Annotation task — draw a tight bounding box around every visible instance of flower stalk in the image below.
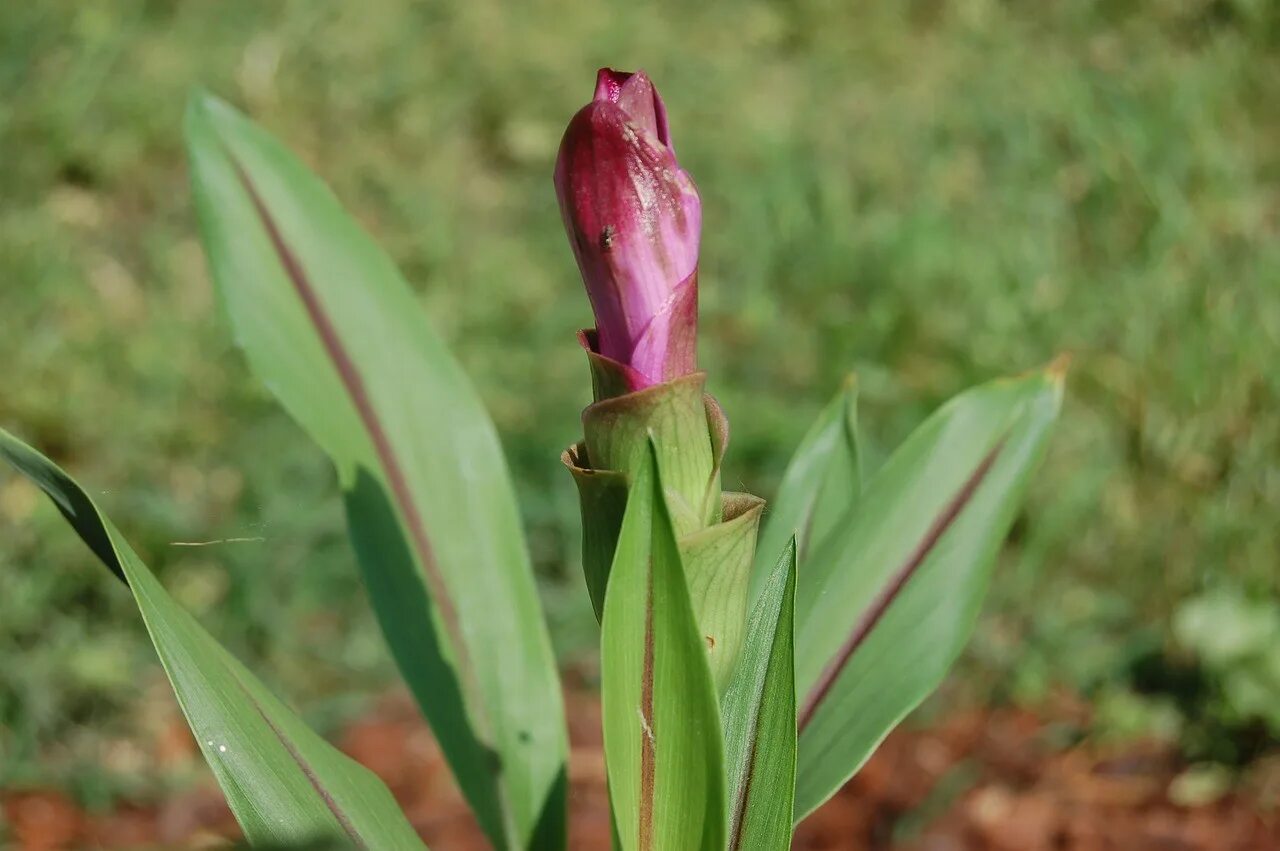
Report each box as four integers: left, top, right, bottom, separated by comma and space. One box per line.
558, 68, 761, 691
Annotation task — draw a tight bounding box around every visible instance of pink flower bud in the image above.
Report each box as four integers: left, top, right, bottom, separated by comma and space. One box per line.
555, 68, 701, 391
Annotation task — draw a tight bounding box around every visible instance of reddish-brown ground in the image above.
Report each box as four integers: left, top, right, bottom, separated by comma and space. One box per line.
4, 689, 1278, 850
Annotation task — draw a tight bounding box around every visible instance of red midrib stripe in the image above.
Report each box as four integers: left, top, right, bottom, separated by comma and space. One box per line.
230, 672, 370, 850
797, 437, 1008, 732
228, 158, 482, 732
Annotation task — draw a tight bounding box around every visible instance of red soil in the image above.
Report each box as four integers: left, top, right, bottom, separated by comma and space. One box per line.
4, 690, 1278, 850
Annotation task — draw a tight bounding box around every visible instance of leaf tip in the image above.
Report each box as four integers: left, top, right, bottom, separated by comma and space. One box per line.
642, 429, 661, 481
1044, 352, 1072, 385
184, 88, 217, 130
183, 90, 249, 155
1041, 353, 1070, 413
839, 373, 860, 419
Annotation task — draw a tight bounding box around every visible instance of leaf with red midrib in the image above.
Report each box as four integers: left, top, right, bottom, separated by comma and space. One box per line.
791, 366, 1064, 821
600, 442, 725, 851
796, 437, 1007, 733
185, 91, 566, 851
0, 428, 427, 850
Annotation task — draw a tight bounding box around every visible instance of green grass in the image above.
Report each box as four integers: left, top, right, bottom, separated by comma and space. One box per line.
2, 0, 1277, 800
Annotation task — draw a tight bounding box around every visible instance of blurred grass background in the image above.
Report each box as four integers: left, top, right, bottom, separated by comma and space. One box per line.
1, 0, 1278, 811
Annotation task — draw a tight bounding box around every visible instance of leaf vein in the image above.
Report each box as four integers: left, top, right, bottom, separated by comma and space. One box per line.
797, 436, 1008, 731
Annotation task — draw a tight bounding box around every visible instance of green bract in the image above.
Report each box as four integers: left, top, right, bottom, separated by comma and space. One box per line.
1, 91, 1062, 850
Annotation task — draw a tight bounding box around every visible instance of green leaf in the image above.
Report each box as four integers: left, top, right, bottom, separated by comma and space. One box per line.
184, 92, 565, 850
721, 538, 797, 851
793, 365, 1064, 819
751, 377, 859, 603
0, 429, 427, 850
600, 441, 726, 851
